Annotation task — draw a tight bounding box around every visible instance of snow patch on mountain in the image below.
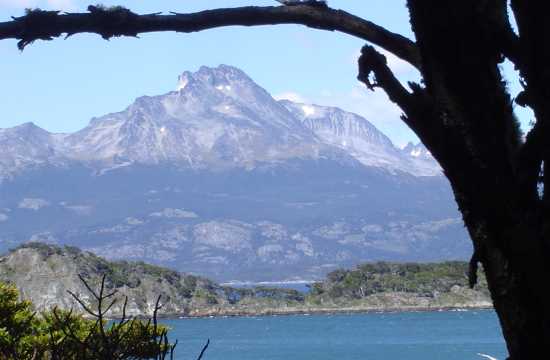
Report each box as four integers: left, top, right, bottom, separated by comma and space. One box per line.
401, 142, 441, 177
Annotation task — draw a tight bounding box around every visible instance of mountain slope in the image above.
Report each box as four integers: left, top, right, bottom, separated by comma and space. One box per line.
0, 65, 439, 178
281, 100, 440, 176
0, 122, 67, 181
0, 65, 468, 282
0, 243, 491, 317
0, 242, 304, 316
63, 65, 322, 169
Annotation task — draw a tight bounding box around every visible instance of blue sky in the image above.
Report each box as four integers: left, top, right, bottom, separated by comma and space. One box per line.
0, 0, 531, 146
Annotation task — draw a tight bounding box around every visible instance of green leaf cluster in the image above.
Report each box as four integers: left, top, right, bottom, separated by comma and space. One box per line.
0, 282, 174, 359
308, 261, 489, 301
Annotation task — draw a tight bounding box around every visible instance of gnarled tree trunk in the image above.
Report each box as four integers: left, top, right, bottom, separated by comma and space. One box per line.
1, 2, 550, 358
369, 1, 550, 358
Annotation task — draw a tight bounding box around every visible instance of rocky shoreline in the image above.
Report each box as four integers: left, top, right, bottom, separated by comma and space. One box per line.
0, 243, 493, 319
169, 304, 494, 319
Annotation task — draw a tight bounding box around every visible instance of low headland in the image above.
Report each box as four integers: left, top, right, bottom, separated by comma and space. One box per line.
0, 243, 492, 318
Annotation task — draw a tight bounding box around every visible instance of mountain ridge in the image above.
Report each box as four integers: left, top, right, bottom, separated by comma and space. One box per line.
0, 65, 466, 282
0, 65, 440, 181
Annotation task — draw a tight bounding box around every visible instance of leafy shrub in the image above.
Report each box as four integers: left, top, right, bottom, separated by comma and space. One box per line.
0, 275, 210, 359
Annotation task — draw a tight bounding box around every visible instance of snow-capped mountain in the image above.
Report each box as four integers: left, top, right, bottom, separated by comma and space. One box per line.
0, 65, 464, 282
0, 123, 67, 181
63, 65, 321, 169
0, 65, 439, 181
281, 101, 440, 176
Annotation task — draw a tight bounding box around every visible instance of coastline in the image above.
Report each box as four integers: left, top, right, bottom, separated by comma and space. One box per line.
157, 304, 494, 320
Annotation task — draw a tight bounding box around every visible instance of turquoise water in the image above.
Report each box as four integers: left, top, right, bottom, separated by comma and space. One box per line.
163, 310, 507, 360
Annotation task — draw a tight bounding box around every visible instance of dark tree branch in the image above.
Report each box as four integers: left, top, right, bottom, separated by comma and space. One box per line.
487, 0, 522, 67
357, 45, 433, 136
0, 5, 421, 69
499, 19, 521, 67
77, 273, 100, 300
468, 249, 480, 288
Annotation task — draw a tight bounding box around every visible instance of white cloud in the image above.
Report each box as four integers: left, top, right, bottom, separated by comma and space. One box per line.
273, 91, 308, 104
0, 213, 8, 222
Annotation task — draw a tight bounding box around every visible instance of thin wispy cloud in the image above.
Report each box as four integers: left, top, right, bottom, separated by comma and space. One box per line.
274, 92, 309, 103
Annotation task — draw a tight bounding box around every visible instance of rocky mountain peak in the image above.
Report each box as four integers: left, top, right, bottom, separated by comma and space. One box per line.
1, 65, 441, 177
175, 65, 282, 114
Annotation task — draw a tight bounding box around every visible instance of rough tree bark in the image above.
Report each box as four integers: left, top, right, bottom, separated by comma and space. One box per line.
0, 2, 548, 358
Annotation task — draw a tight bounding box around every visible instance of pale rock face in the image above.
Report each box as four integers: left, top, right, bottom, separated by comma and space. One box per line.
314, 222, 351, 240
258, 221, 288, 242
63, 65, 322, 169
282, 100, 441, 176
257, 244, 285, 258
0, 123, 67, 182
193, 221, 253, 252
293, 234, 315, 257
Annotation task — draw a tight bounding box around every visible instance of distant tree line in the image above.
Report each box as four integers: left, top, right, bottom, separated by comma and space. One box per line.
309, 261, 489, 300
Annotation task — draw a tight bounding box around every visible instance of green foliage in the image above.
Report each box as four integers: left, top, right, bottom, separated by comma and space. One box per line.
251, 287, 305, 302
193, 288, 219, 305
307, 261, 488, 301
0, 280, 178, 360
0, 282, 38, 359
12, 243, 200, 297
88, 4, 130, 13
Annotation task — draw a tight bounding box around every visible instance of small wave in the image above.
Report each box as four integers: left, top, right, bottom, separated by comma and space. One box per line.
477, 353, 498, 360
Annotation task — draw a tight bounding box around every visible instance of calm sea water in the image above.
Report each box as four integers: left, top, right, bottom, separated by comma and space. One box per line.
162, 310, 507, 360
